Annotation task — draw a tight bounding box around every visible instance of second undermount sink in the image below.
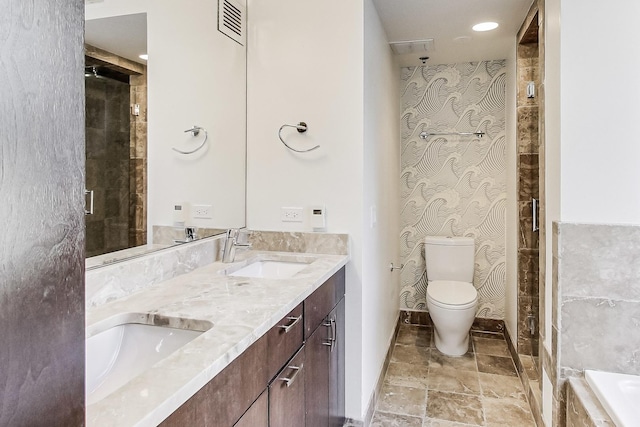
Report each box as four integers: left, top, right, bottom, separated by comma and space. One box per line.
86, 319, 211, 405
228, 260, 310, 279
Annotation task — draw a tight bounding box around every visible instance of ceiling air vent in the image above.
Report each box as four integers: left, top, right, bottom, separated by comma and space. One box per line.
389, 39, 435, 55
218, 0, 246, 46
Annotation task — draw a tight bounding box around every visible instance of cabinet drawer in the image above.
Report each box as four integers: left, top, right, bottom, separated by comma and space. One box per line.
267, 303, 304, 380
305, 267, 345, 338
269, 346, 306, 427
159, 335, 268, 427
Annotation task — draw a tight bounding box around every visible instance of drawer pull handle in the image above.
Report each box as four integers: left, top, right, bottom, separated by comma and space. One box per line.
278, 364, 303, 387
322, 317, 337, 351
278, 315, 302, 333
330, 317, 336, 352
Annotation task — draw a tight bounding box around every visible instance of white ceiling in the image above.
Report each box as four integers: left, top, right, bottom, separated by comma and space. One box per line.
85, 13, 147, 65
84, 1, 532, 68
372, 0, 533, 67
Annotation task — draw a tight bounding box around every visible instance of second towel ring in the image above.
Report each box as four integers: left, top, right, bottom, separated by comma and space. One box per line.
173, 125, 208, 155
278, 122, 320, 153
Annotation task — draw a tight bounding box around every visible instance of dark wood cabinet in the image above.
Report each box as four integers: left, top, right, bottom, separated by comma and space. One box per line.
305, 320, 331, 427
267, 303, 304, 381
269, 347, 306, 427
160, 335, 269, 427
305, 267, 346, 427
305, 269, 345, 338
160, 268, 345, 427
328, 298, 345, 427
234, 391, 268, 427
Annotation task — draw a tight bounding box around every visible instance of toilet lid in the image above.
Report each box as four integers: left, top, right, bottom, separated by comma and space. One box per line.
427, 281, 478, 306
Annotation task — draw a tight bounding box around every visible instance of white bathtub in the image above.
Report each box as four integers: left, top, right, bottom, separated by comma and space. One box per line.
585, 369, 640, 427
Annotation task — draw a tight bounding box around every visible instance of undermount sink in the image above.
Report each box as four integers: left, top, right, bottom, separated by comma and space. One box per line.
228, 260, 310, 279
86, 320, 210, 405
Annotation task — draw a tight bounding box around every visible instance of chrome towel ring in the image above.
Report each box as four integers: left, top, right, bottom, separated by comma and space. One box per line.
278, 122, 320, 153
173, 125, 208, 154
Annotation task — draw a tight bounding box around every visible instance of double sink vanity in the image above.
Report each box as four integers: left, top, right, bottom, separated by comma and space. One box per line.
85, 234, 349, 426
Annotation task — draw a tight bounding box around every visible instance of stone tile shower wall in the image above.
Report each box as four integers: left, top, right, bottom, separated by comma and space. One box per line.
400, 61, 507, 318
517, 41, 540, 356
130, 72, 147, 247
86, 76, 131, 257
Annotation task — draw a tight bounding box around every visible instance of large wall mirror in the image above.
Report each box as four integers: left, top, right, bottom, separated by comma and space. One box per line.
85, 0, 246, 267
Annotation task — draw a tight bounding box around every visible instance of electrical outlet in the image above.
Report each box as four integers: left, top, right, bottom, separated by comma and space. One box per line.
193, 204, 212, 219
281, 207, 303, 222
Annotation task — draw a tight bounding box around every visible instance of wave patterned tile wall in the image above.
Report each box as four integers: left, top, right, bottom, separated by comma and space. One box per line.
400, 61, 506, 319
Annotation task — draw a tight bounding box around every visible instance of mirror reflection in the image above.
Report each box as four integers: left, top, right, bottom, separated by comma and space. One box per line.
84, 1, 247, 267
85, 13, 148, 258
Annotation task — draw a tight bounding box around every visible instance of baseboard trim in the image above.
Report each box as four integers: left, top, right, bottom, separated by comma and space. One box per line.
400, 310, 504, 333
504, 326, 544, 427
358, 313, 401, 427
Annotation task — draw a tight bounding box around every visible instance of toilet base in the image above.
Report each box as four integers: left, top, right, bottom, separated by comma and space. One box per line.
427, 297, 477, 357
433, 328, 470, 356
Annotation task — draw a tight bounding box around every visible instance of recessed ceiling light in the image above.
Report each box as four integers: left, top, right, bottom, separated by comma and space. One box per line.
472, 22, 499, 32
139, 54, 148, 60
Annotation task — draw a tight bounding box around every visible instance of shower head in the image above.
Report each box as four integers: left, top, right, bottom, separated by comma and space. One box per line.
84, 66, 102, 79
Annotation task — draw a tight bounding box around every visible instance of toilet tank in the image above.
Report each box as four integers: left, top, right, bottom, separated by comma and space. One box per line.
424, 236, 475, 282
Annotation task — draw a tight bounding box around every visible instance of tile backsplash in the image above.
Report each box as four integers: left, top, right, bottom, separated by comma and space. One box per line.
249, 230, 348, 255
85, 230, 348, 308
85, 236, 222, 308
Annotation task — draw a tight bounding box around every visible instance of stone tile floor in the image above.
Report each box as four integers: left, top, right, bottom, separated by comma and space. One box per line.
370, 324, 536, 427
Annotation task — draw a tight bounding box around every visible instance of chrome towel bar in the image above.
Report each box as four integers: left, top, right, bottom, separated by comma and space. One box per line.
419, 131, 485, 139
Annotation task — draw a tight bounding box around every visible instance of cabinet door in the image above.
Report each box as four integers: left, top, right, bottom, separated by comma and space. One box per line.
305, 319, 331, 427
328, 298, 345, 427
269, 347, 306, 427
305, 267, 345, 338
234, 391, 268, 427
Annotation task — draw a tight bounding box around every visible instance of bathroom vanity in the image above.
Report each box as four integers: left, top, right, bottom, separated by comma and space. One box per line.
160, 269, 345, 427
85, 246, 348, 427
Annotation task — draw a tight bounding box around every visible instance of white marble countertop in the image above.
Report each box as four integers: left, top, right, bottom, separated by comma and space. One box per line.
85, 250, 348, 427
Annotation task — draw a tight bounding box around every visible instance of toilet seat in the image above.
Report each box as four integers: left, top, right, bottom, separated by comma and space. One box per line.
427, 280, 478, 310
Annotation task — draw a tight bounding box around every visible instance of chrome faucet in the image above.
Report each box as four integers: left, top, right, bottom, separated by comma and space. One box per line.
221, 228, 251, 263
174, 227, 198, 244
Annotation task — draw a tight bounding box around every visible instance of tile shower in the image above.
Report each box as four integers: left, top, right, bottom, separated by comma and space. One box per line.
514, 4, 544, 423
84, 48, 147, 257
85, 73, 131, 257
516, 12, 541, 363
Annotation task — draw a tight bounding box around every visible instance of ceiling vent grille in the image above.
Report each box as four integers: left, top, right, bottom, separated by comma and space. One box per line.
390, 39, 435, 55
218, 0, 246, 46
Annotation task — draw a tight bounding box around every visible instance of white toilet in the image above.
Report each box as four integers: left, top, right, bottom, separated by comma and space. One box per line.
424, 236, 478, 356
